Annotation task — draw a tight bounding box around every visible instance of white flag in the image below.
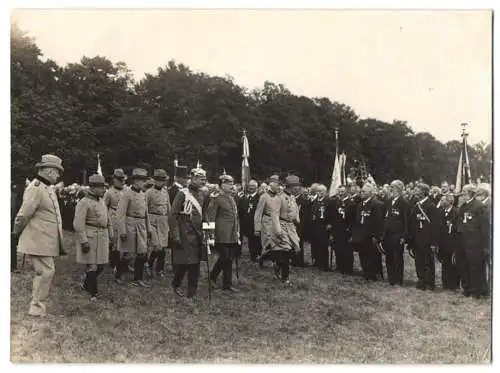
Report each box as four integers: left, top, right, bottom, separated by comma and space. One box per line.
97, 153, 103, 176
329, 153, 342, 197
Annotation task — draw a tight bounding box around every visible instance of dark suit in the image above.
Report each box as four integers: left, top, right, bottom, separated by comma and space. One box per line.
326, 196, 354, 274
438, 206, 460, 290
351, 197, 384, 281
409, 197, 440, 290
310, 196, 331, 270
382, 196, 410, 285
456, 198, 488, 297
238, 192, 262, 261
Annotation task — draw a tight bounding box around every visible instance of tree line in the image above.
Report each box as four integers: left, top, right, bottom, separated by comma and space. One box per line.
11, 24, 492, 187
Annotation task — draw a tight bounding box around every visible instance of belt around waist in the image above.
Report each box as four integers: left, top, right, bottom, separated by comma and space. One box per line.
150, 212, 168, 216
109, 206, 117, 210
86, 223, 108, 229
263, 213, 272, 218
126, 215, 146, 219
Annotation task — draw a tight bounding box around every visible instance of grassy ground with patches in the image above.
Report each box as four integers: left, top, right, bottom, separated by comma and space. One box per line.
11, 232, 491, 363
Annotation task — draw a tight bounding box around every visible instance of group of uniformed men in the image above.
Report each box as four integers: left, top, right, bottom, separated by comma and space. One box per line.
12, 154, 491, 317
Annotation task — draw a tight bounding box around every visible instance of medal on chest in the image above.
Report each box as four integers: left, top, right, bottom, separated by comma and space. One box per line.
463, 212, 472, 224
416, 213, 425, 229
360, 210, 370, 224
338, 206, 345, 220
446, 220, 452, 234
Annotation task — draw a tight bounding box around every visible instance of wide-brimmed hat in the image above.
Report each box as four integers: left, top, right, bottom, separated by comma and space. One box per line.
112, 168, 127, 180
35, 154, 64, 173
89, 174, 105, 187
131, 168, 149, 180
153, 169, 169, 181
285, 175, 301, 186
175, 166, 189, 179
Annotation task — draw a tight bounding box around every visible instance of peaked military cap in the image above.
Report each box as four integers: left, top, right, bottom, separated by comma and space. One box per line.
153, 169, 169, 181
219, 174, 234, 183
285, 175, 301, 186
35, 154, 64, 173
131, 168, 149, 179
267, 174, 281, 184
89, 174, 105, 186
112, 168, 127, 180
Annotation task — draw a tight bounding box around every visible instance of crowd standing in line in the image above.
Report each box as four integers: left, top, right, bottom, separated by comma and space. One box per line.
11, 154, 491, 316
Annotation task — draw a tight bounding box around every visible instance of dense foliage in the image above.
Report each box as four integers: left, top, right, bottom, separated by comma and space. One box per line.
11, 24, 492, 185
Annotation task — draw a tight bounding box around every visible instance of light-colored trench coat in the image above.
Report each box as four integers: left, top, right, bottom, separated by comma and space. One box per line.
13, 178, 63, 257
116, 187, 151, 255
73, 194, 113, 265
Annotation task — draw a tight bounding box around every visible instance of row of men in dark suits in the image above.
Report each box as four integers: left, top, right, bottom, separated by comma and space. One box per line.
236, 179, 491, 299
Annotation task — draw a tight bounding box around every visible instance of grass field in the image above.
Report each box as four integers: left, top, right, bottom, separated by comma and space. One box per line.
11, 232, 491, 363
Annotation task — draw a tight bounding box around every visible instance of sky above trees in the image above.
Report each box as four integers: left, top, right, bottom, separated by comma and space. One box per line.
11, 9, 492, 145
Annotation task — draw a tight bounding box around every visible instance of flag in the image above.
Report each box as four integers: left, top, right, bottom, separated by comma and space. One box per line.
97, 153, 103, 176
242, 130, 250, 189
339, 153, 347, 185
329, 153, 342, 197
455, 135, 471, 192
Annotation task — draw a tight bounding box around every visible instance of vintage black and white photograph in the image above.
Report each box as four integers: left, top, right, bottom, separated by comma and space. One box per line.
9, 5, 493, 364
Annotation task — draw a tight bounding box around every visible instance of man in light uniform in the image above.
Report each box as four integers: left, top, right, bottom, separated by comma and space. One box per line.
115, 168, 152, 287
254, 175, 282, 267
104, 168, 127, 272
12, 154, 65, 316
146, 169, 171, 277
74, 174, 113, 301
272, 175, 301, 284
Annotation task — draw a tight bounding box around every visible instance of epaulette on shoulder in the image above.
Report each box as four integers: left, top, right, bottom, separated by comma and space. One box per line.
34, 180, 40, 187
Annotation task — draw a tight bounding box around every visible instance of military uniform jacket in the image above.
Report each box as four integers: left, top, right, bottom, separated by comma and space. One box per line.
146, 186, 171, 249
206, 191, 240, 244
238, 192, 261, 238
14, 177, 63, 257
169, 186, 207, 265
383, 196, 410, 241
74, 194, 112, 264
274, 191, 300, 252
116, 186, 151, 254
168, 182, 184, 206
439, 206, 459, 255
456, 198, 488, 251
351, 197, 384, 244
409, 197, 440, 249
